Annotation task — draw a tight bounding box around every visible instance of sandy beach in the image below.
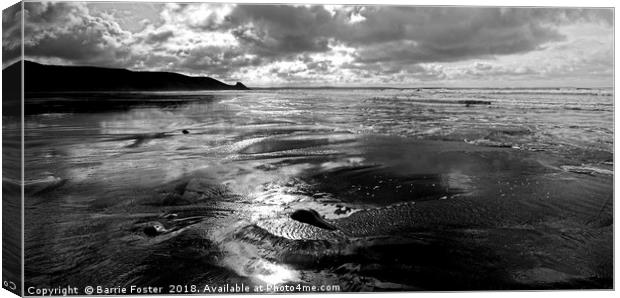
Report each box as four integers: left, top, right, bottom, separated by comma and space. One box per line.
22, 88, 613, 290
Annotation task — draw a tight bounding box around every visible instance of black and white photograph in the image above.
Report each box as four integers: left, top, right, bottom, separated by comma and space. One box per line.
1, 0, 615, 295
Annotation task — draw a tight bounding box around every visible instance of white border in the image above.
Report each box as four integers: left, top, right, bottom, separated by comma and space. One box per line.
0, 1, 617, 298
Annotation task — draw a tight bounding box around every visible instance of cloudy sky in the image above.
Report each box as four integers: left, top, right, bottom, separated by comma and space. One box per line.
2, 2, 614, 87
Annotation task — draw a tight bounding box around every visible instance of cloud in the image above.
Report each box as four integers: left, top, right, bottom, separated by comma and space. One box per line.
206, 5, 611, 81
15, 3, 613, 86
462, 62, 537, 78
336, 7, 575, 63
226, 5, 334, 57
144, 30, 174, 44
2, 2, 22, 66
23, 2, 135, 67
174, 45, 262, 76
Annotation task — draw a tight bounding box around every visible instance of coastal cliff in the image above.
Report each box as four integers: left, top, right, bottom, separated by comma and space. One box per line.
4, 60, 250, 92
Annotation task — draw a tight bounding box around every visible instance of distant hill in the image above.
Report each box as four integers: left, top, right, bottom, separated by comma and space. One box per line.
4, 60, 250, 92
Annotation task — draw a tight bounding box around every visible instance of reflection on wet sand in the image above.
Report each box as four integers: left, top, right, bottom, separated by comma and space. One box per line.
24, 89, 612, 291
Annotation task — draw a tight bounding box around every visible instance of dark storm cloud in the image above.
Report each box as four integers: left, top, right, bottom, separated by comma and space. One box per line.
350, 23, 565, 65
226, 5, 334, 57
341, 7, 570, 63
145, 30, 174, 44
22, 2, 134, 67
221, 5, 610, 65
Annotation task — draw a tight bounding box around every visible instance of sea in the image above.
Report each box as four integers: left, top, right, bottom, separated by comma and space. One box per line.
19, 87, 613, 291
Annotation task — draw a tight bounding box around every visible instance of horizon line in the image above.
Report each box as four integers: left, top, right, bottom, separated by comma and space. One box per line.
4, 60, 613, 90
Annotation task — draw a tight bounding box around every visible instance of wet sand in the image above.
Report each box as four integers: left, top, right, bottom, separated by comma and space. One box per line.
23, 89, 613, 291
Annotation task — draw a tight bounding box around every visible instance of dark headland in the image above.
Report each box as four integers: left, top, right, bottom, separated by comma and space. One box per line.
4, 60, 250, 92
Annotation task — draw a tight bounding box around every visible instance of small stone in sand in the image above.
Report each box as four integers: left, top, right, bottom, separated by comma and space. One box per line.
291, 209, 337, 230
144, 222, 167, 236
